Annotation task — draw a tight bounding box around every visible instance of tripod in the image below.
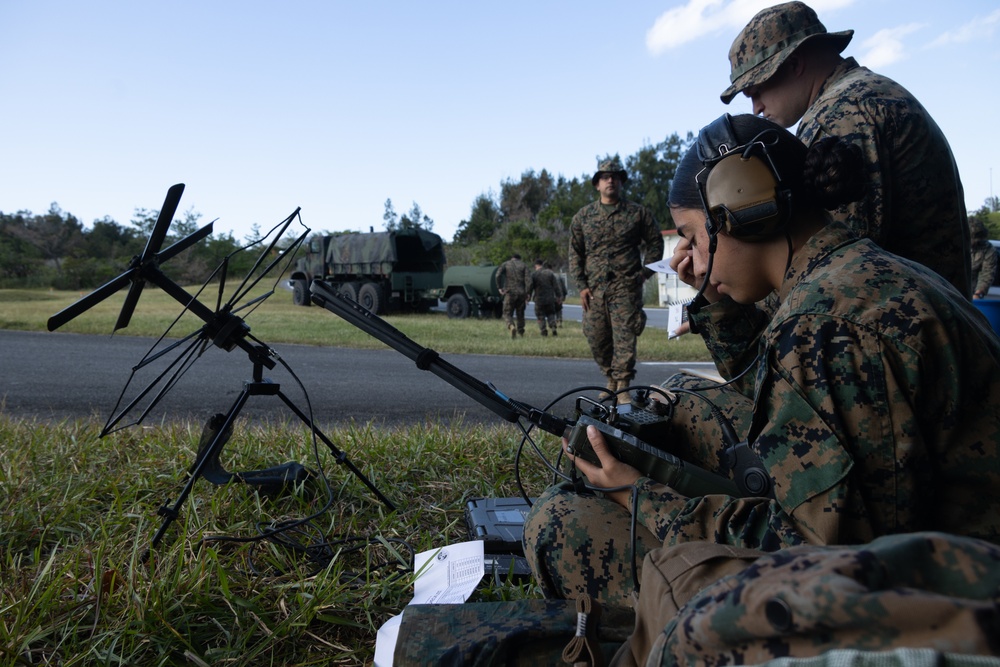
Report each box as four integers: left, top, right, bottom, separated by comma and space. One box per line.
147, 341, 396, 557
46, 183, 394, 559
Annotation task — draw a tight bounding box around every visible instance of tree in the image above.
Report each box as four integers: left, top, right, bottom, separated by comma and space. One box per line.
625, 132, 692, 230
4, 204, 84, 275
84, 217, 139, 261
383, 199, 399, 231
384, 198, 433, 231
499, 169, 555, 224
454, 192, 502, 245
0, 211, 44, 282
400, 202, 433, 231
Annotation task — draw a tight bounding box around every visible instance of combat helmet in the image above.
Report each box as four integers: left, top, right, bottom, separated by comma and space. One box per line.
591, 158, 629, 186
720, 1, 853, 104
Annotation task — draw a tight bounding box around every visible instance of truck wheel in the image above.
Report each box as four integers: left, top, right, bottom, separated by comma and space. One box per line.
292, 279, 311, 306
339, 282, 359, 302
358, 282, 382, 313
446, 293, 470, 319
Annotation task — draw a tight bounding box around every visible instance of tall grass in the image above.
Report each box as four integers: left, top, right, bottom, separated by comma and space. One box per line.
0, 416, 558, 665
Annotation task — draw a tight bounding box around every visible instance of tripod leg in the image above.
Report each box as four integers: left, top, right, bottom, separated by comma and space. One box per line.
277, 391, 396, 511
143, 390, 250, 561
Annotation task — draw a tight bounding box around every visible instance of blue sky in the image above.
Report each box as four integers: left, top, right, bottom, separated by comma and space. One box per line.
2, 0, 998, 244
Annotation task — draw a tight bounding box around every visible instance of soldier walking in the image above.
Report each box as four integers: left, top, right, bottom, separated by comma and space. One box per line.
569, 158, 663, 401
530, 259, 563, 337
496, 253, 532, 338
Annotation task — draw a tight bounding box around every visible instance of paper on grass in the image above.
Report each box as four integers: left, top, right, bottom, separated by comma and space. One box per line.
374, 540, 485, 666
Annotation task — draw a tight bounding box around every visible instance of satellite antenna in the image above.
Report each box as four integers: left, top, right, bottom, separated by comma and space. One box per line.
48, 184, 394, 556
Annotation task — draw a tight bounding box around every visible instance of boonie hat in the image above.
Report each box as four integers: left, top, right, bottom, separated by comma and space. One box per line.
720, 1, 853, 104
591, 158, 628, 186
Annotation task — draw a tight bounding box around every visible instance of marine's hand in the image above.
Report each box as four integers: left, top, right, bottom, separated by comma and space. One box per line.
564, 425, 641, 508
670, 237, 721, 303
580, 288, 593, 312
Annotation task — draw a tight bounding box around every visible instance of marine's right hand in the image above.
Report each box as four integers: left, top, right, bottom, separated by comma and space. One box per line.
670, 237, 721, 304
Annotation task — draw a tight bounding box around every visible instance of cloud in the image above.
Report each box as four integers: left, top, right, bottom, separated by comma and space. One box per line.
928, 8, 1000, 48
857, 23, 925, 69
646, 0, 856, 54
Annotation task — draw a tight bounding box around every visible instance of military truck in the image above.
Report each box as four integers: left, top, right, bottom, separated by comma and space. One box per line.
288, 228, 445, 314
433, 265, 504, 319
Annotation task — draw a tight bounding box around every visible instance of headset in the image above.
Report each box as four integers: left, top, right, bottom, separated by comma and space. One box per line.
695, 114, 794, 242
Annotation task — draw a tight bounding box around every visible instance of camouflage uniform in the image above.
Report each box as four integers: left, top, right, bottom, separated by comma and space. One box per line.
722, 2, 972, 299
530, 264, 564, 336
970, 216, 998, 298
496, 256, 532, 337
569, 173, 663, 386
524, 222, 1000, 608
796, 57, 971, 298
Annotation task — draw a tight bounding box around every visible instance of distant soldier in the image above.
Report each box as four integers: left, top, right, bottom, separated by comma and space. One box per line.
530, 259, 562, 337
496, 253, 532, 338
970, 215, 997, 299
555, 273, 567, 328
569, 158, 663, 401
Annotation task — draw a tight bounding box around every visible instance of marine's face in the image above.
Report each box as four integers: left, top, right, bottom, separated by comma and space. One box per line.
742, 59, 811, 128
596, 173, 622, 203
674, 206, 776, 305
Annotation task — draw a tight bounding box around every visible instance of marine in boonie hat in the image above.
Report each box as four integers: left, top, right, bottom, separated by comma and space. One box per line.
720, 1, 853, 104
591, 158, 628, 186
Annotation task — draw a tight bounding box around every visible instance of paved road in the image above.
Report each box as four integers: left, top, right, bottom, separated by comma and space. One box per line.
1, 329, 710, 429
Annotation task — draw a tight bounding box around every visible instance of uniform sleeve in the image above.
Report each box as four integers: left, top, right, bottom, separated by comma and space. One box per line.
687, 296, 770, 392
568, 216, 588, 291
631, 313, 903, 551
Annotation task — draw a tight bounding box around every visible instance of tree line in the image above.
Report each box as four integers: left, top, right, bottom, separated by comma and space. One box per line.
3, 128, 999, 291
0, 205, 265, 291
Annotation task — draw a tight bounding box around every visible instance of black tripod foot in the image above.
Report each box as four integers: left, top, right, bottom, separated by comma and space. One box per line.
195, 413, 314, 493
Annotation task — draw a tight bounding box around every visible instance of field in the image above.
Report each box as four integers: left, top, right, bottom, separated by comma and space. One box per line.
0, 287, 709, 666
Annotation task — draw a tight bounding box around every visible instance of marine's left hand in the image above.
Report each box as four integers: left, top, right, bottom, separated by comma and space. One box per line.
564, 425, 642, 508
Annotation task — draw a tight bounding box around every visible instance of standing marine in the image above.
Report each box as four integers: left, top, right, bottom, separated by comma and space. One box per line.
721, 1, 971, 298
569, 158, 663, 402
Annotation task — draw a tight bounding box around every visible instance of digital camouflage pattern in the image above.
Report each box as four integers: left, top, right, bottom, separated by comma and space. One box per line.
497, 256, 532, 336
569, 197, 663, 382
393, 598, 636, 666
653, 532, 1000, 666
527, 221, 1000, 610
796, 57, 972, 298
644, 222, 1000, 548
970, 216, 998, 297
530, 264, 564, 335
523, 480, 662, 608
719, 1, 853, 105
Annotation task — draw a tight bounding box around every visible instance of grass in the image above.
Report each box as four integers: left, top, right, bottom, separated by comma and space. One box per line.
3, 285, 711, 361
0, 417, 556, 665
0, 285, 710, 665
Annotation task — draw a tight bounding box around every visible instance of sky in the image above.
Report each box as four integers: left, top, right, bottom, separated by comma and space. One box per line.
2, 0, 999, 244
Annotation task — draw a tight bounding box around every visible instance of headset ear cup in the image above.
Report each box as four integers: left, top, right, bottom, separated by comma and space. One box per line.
704, 153, 790, 240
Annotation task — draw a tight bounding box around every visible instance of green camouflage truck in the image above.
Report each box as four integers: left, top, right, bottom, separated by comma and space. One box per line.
288, 228, 445, 314
432, 264, 504, 319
